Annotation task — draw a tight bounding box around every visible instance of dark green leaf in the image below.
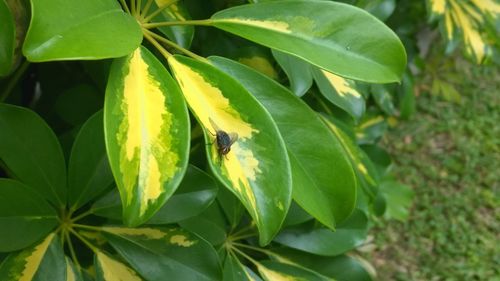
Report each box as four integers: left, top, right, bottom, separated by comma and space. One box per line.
275, 209, 368, 256
68, 111, 114, 210
371, 84, 396, 115
23, 0, 142, 61
0, 179, 58, 252
0, 0, 15, 76
0, 103, 66, 206
258, 260, 331, 281
271, 49, 312, 97
179, 203, 228, 246
104, 226, 221, 281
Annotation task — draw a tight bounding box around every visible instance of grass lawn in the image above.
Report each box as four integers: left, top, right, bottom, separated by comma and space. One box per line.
369, 61, 500, 280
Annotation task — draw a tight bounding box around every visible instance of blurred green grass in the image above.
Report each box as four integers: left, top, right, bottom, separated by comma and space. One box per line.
369, 61, 500, 280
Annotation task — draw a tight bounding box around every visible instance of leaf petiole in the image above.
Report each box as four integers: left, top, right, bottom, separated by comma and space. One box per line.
142, 0, 180, 23
142, 19, 212, 28
143, 29, 207, 62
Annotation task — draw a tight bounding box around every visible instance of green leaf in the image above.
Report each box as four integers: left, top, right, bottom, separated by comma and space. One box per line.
320, 115, 378, 199
355, 115, 388, 145
65, 257, 84, 281
275, 209, 368, 256
398, 72, 416, 119
371, 84, 396, 115
0, 0, 15, 76
104, 46, 190, 226
272, 248, 375, 281
379, 180, 413, 221
151, 0, 194, 49
54, 84, 103, 126
358, 0, 396, 21
94, 250, 142, 281
0, 233, 66, 280
178, 203, 228, 246
210, 56, 356, 228
0, 103, 66, 206
0, 179, 58, 252
210, 0, 406, 83
92, 165, 218, 224
271, 50, 312, 97
103, 226, 221, 281
22, 0, 142, 61
257, 260, 331, 281
217, 186, 245, 230
147, 165, 218, 224
313, 67, 365, 120
68, 111, 114, 210
223, 254, 254, 281
169, 55, 291, 245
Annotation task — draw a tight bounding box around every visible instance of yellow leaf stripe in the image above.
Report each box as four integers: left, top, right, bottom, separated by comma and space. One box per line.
215, 18, 291, 34
117, 48, 178, 215
321, 70, 361, 98
428, 0, 499, 63
11, 233, 55, 281
96, 251, 142, 281
102, 226, 197, 248
168, 56, 261, 223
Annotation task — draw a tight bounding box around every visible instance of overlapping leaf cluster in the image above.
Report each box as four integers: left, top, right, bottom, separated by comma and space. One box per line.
0, 0, 412, 280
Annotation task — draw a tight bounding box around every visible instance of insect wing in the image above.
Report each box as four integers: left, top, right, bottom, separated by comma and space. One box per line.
228, 132, 238, 146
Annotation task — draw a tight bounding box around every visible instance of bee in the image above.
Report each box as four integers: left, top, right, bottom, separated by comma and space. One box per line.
208, 118, 238, 163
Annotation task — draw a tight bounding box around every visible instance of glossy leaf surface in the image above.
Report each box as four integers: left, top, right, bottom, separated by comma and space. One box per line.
0, 0, 15, 76
105, 46, 190, 226
68, 111, 114, 210
275, 209, 368, 256
0, 233, 65, 280
23, 0, 142, 61
272, 248, 374, 281
0, 179, 58, 252
169, 55, 291, 245
0, 103, 66, 206
313, 67, 365, 119
92, 165, 217, 224
211, 0, 406, 83
211, 56, 356, 228
104, 226, 221, 281
271, 50, 312, 97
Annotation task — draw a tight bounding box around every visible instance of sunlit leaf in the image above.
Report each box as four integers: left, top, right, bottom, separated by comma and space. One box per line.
169, 55, 291, 245
211, 56, 357, 228
211, 0, 406, 83
23, 0, 142, 61
104, 46, 190, 226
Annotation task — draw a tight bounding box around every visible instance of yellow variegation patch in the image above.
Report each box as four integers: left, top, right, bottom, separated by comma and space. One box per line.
117, 48, 179, 215
170, 234, 195, 247
216, 19, 291, 33
321, 70, 361, 99
238, 56, 278, 79
96, 251, 142, 281
257, 265, 295, 281
428, 0, 499, 63
66, 258, 77, 281
168, 56, 261, 223
102, 226, 167, 239
9, 233, 55, 281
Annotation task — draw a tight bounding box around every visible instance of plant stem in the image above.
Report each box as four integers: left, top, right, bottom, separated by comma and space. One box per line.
73, 223, 103, 231
118, 0, 131, 14
0, 60, 30, 102
232, 246, 260, 266
65, 230, 81, 270
70, 228, 100, 253
71, 209, 95, 222
143, 30, 172, 59
233, 242, 273, 256
144, 29, 207, 62
131, 0, 137, 15
142, 0, 180, 23
136, 0, 142, 16
140, 0, 155, 19
143, 19, 212, 28
230, 233, 257, 242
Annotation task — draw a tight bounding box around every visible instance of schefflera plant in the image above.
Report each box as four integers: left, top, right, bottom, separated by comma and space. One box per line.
0, 0, 406, 280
